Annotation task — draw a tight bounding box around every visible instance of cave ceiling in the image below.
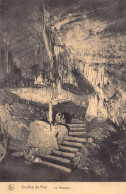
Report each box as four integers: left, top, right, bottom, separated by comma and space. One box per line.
0, 0, 126, 88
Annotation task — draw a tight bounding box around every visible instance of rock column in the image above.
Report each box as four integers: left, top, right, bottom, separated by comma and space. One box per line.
49, 102, 53, 123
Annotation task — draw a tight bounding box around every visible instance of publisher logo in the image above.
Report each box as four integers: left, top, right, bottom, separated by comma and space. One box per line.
8, 184, 15, 191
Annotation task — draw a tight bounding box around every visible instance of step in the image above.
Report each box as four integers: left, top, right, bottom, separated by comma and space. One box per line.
69, 131, 86, 136
71, 120, 84, 124
64, 136, 86, 143
53, 150, 75, 158
40, 160, 72, 173
62, 141, 83, 148
70, 127, 85, 131
60, 145, 79, 152
43, 155, 71, 164
68, 124, 86, 128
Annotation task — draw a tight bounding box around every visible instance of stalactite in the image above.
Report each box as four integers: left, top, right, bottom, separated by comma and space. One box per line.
83, 64, 111, 120
84, 64, 107, 89
41, 5, 53, 70
54, 45, 60, 60
6, 49, 9, 74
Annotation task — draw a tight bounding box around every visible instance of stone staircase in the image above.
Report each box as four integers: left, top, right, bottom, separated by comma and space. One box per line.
38, 121, 87, 173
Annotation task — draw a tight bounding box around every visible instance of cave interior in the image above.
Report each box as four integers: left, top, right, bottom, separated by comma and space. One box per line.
0, 0, 126, 182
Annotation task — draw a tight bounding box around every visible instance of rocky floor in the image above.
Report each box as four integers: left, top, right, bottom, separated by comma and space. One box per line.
0, 118, 126, 182
0, 151, 126, 182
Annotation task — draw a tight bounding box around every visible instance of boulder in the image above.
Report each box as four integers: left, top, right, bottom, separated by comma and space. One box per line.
27, 121, 59, 156
52, 124, 68, 144
29, 120, 51, 132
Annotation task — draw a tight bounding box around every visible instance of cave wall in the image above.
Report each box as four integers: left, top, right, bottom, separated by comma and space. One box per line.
44, 0, 126, 126
0, 0, 126, 126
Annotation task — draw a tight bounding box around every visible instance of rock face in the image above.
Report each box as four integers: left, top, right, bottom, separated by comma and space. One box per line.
0, 133, 8, 163
77, 118, 126, 178
0, 117, 8, 163
0, 104, 30, 142
0, 144, 6, 163
0, 89, 47, 146
82, 63, 126, 128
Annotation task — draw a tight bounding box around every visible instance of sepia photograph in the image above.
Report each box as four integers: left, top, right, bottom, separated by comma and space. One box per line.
0, 0, 126, 183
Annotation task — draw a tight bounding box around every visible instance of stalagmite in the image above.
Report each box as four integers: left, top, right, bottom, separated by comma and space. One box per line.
83, 63, 111, 121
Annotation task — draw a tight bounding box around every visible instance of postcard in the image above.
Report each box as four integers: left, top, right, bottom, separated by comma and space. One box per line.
0, 0, 126, 193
